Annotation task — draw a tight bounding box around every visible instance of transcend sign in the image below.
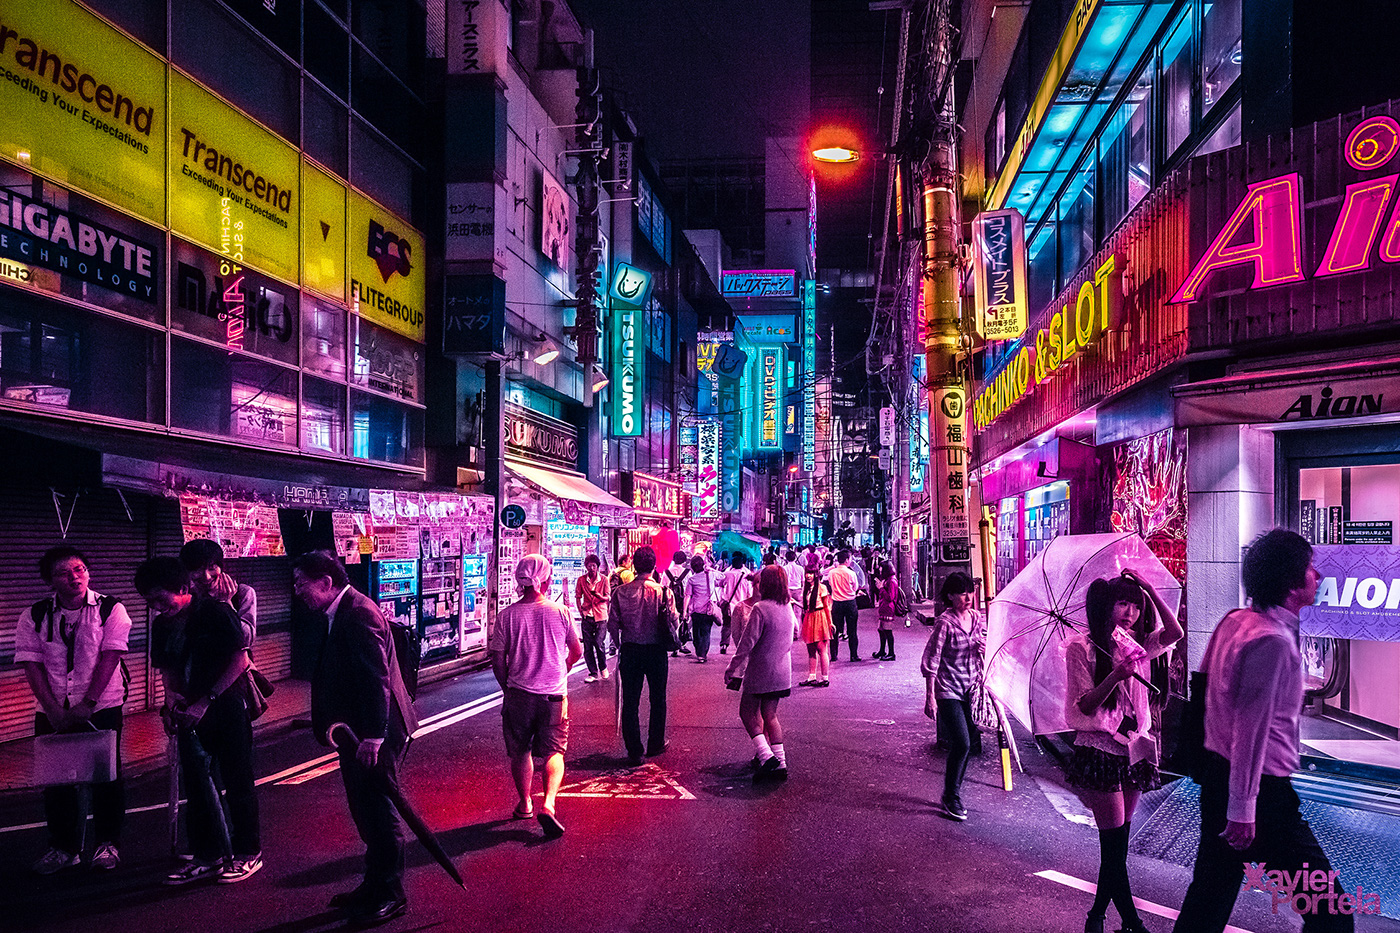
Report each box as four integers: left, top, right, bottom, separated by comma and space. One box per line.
1170, 115, 1400, 304
972, 255, 1118, 429
178, 128, 293, 215
0, 22, 155, 135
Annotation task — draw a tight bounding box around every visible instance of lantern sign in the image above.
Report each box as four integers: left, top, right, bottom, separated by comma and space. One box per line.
971, 209, 1029, 341
610, 261, 653, 307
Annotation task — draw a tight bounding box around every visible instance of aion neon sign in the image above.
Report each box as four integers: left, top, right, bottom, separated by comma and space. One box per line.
1170, 115, 1400, 303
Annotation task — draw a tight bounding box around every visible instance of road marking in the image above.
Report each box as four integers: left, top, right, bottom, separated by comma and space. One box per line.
1036, 777, 1096, 827
258, 752, 338, 786
278, 760, 344, 785
557, 762, 696, 800
1033, 870, 1255, 933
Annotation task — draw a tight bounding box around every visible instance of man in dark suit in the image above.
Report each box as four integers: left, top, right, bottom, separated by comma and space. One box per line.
292, 551, 418, 928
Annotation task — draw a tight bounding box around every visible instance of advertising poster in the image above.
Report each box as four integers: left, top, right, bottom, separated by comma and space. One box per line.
0, 0, 167, 224
972, 209, 1029, 341
1303, 545, 1400, 642
179, 493, 285, 557
349, 188, 426, 343
169, 70, 301, 284
302, 162, 346, 301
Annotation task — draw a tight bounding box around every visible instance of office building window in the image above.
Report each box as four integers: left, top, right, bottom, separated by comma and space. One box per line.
351, 390, 423, 465
1201, 0, 1242, 118
171, 337, 298, 447
303, 376, 346, 454
1161, 12, 1194, 159
351, 118, 414, 221
305, 80, 349, 175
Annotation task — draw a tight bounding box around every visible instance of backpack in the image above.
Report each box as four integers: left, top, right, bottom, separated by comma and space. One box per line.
665, 566, 689, 611
31, 594, 130, 700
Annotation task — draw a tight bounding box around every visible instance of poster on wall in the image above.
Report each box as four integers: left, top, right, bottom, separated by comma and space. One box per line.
1303, 545, 1400, 642
1109, 428, 1187, 582
540, 173, 569, 268
179, 494, 285, 557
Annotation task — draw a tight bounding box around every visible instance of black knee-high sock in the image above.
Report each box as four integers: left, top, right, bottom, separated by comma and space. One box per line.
1109, 821, 1141, 925
885, 630, 895, 655
1090, 825, 1116, 917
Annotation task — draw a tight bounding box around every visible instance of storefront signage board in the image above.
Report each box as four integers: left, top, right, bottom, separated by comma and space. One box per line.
349, 188, 425, 343
972, 209, 1029, 340
0, 0, 166, 224
627, 471, 683, 520
720, 377, 742, 514
302, 162, 346, 301
443, 273, 505, 355
721, 269, 795, 299
609, 261, 652, 307
679, 421, 698, 492
932, 386, 970, 561
610, 301, 645, 436
1303, 545, 1400, 642
503, 402, 579, 470
758, 346, 781, 449
444, 182, 497, 262
1175, 366, 1400, 427
445, 0, 507, 76
173, 237, 296, 364
736, 314, 796, 343
803, 279, 816, 471
169, 71, 300, 284
697, 418, 720, 518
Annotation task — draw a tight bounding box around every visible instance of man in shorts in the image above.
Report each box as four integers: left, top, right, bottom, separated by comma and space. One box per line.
489, 554, 582, 838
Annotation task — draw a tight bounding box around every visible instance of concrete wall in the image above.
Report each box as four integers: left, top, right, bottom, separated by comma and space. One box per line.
1184, 423, 1276, 669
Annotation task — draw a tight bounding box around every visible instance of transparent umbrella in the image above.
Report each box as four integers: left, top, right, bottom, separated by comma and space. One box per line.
983, 532, 1181, 736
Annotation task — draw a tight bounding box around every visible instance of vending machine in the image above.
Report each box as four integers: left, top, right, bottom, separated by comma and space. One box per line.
418, 553, 462, 662
370, 560, 419, 633
461, 553, 489, 654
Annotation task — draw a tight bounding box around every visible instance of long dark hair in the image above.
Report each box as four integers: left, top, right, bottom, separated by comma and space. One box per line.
803, 568, 824, 614
1084, 575, 1153, 702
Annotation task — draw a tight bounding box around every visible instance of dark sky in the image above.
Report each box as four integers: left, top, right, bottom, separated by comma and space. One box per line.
568, 0, 811, 162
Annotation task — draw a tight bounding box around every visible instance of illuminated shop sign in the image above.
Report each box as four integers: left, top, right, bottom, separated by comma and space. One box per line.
679, 421, 698, 491
627, 471, 683, 520
0, 0, 167, 223
736, 314, 796, 343
1303, 545, 1400, 642
932, 386, 970, 563
0, 175, 158, 305
1171, 114, 1400, 305
610, 303, 644, 437
697, 418, 721, 518
972, 209, 1029, 340
503, 402, 579, 470
172, 237, 295, 365
803, 280, 816, 471
972, 255, 1119, 430
610, 261, 652, 307
169, 71, 300, 284
721, 269, 796, 298
758, 346, 780, 449
720, 378, 742, 513
349, 188, 425, 343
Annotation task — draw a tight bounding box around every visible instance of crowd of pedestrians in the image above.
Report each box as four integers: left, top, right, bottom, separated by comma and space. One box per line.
12, 529, 1352, 933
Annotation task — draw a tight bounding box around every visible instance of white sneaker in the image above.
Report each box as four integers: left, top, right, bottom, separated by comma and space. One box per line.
33, 848, 80, 875
600, 668, 610, 680
218, 854, 264, 883
584, 674, 597, 683
91, 843, 120, 871
164, 860, 221, 885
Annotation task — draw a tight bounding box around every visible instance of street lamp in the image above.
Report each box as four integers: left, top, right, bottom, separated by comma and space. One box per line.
590, 365, 609, 393
812, 146, 859, 163
531, 334, 561, 365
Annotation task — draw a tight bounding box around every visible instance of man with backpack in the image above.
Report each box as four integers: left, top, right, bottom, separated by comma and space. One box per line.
717, 553, 752, 655
15, 545, 133, 874
663, 550, 692, 658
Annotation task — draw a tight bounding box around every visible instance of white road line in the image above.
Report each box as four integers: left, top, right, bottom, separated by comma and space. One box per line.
257, 752, 338, 786
277, 760, 344, 785
1033, 869, 1256, 933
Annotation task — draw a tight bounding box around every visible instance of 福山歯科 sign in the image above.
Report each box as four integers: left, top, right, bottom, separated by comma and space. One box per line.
169, 70, 300, 284
0, 0, 166, 224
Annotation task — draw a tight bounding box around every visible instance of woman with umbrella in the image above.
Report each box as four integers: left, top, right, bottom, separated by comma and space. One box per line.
920, 571, 985, 821
1064, 570, 1182, 933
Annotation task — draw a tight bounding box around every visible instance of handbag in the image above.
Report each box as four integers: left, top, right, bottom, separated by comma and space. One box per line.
969, 672, 1000, 733
243, 662, 276, 721
1160, 669, 1207, 779
33, 726, 118, 786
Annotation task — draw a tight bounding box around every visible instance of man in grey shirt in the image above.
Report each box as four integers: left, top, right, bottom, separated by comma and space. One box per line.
608, 546, 678, 765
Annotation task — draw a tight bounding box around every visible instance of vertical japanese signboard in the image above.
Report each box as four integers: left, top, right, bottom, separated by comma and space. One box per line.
720, 378, 742, 514
972, 209, 1028, 341
802, 279, 816, 471
932, 386, 971, 562
697, 418, 721, 518
610, 303, 644, 436
757, 347, 780, 449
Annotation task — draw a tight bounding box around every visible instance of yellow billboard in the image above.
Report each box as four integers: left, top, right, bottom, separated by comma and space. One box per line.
169, 70, 300, 283
0, 0, 166, 223
302, 161, 345, 301
349, 188, 425, 343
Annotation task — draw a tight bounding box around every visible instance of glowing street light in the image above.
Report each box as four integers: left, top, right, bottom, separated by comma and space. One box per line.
812, 146, 859, 164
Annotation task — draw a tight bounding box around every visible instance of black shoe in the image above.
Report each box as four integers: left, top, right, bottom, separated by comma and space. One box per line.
872, 651, 885, 659
720, 646, 727, 654
849, 655, 863, 662
1084, 913, 1105, 933
886, 653, 895, 661
645, 742, 670, 757
936, 797, 968, 821
1115, 922, 1150, 933
626, 753, 644, 767
348, 895, 408, 928
753, 757, 787, 783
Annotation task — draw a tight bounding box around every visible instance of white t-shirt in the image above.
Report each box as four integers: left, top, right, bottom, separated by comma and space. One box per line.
14, 591, 133, 711
489, 598, 575, 695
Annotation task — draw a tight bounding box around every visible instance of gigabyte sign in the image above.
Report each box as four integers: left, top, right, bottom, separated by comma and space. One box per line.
0, 186, 157, 302
721, 269, 795, 298
1171, 114, 1400, 304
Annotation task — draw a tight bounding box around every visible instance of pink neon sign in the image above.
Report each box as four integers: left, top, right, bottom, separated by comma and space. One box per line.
1170, 114, 1400, 304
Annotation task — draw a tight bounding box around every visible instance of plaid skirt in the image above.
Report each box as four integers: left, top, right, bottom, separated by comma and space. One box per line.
1064, 743, 1161, 793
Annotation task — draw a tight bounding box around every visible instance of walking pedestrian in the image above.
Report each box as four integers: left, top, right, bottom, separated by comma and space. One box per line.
724, 566, 797, 782
663, 550, 693, 657
798, 560, 833, 687
608, 546, 679, 765
683, 555, 724, 662
1173, 530, 1352, 933
490, 555, 583, 837
717, 552, 751, 655
783, 549, 805, 604
1065, 570, 1182, 933
574, 555, 610, 683
16, 545, 132, 874
293, 551, 419, 927
138, 557, 263, 885
920, 572, 986, 822
827, 550, 860, 663
872, 561, 900, 660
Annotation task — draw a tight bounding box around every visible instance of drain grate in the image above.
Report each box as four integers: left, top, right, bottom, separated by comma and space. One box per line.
1130, 779, 1400, 920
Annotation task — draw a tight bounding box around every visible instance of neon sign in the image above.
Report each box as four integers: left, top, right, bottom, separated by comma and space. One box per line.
802, 280, 816, 471
758, 347, 780, 448
1171, 115, 1400, 304
610, 304, 644, 437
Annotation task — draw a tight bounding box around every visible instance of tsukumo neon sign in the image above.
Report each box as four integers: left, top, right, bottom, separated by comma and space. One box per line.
1170, 115, 1400, 304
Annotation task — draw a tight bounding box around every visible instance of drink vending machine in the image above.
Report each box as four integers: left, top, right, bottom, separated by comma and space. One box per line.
461, 554, 489, 654
370, 559, 419, 633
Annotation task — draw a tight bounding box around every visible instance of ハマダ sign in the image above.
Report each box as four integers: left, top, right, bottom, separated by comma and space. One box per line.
972, 209, 1029, 340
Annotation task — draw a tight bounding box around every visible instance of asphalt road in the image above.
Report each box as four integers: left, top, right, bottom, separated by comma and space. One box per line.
2, 621, 1396, 933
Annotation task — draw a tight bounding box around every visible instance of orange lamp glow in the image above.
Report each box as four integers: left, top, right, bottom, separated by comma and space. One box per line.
812, 146, 859, 163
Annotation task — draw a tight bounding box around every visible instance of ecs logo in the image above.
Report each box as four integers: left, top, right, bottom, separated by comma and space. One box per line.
367, 220, 413, 283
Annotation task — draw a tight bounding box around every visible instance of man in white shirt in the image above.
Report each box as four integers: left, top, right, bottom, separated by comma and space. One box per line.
1173, 529, 1352, 933
828, 550, 861, 662
783, 549, 805, 604
490, 554, 582, 838
16, 546, 132, 874
717, 553, 753, 655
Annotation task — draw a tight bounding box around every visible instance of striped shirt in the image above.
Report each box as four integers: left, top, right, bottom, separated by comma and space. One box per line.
930, 609, 984, 701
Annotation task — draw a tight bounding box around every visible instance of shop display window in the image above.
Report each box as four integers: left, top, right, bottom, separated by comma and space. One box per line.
172, 240, 299, 367
0, 297, 164, 424
1101, 74, 1153, 235
351, 389, 424, 466
171, 337, 297, 446
1024, 482, 1071, 565
351, 315, 423, 403
303, 297, 348, 380
302, 376, 346, 455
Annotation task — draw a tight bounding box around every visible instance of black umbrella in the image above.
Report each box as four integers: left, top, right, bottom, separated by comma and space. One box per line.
328, 723, 466, 890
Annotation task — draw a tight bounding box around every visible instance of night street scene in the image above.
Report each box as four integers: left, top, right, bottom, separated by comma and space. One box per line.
5, 1, 1400, 932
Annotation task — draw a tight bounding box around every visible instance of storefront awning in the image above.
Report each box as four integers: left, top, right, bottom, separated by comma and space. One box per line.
506, 459, 637, 528
1173, 356, 1400, 427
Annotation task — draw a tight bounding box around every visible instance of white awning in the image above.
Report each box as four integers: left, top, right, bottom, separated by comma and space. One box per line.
1173, 356, 1400, 427
506, 459, 637, 528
